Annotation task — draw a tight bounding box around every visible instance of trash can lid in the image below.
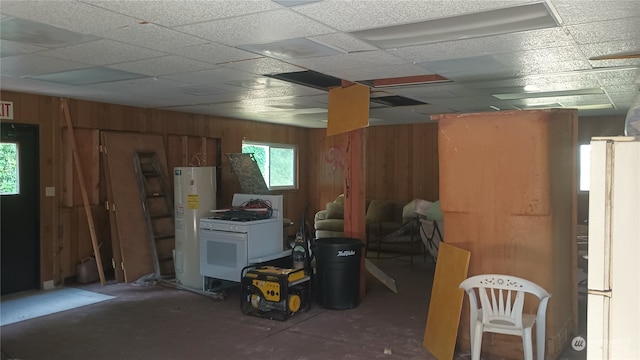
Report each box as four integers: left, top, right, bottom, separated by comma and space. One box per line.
315, 237, 361, 245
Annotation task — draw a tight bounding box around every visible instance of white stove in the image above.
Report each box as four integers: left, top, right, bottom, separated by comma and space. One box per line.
200, 217, 280, 232
199, 194, 285, 283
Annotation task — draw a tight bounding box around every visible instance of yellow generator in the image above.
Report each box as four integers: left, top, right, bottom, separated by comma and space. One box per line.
241, 265, 311, 321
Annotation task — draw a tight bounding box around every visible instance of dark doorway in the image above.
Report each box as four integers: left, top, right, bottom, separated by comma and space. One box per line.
1, 122, 40, 295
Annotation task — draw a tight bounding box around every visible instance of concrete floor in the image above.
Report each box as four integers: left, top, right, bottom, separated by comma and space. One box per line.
1, 254, 587, 360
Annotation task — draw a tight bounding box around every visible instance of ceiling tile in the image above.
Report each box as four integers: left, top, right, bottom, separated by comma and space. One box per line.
175, 9, 334, 46
99, 22, 209, 52
1, 1, 138, 35
329, 63, 432, 82
0, 39, 46, 58
596, 67, 640, 85
418, 55, 506, 75
108, 55, 218, 76
568, 17, 640, 45
221, 57, 306, 76
0, 53, 89, 77
161, 68, 259, 85
84, 0, 282, 27
495, 46, 592, 70
309, 32, 378, 53
86, 76, 187, 92
553, 0, 640, 25
293, 0, 533, 32
35, 39, 166, 66
288, 50, 406, 73
165, 43, 261, 65
238, 38, 343, 60
226, 76, 299, 90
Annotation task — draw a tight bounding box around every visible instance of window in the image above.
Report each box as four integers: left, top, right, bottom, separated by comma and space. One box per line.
579, 144, 591, 191
0, 142, 19, 195
242, 140, 298, 190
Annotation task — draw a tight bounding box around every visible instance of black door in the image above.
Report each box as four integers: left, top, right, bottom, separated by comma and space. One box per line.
1, 122, 40, 295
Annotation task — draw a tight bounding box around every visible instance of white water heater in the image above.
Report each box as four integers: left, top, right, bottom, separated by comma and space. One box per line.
174, 167, 216, 289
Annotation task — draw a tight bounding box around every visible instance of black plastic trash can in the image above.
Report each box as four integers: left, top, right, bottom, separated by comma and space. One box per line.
314, 237, 362, 310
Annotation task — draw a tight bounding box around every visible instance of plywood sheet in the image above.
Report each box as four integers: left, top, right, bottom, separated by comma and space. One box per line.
435, 109, 577, 358
423, 243, 470, 360
101, 131, 169, 282
327, 83, 369, 136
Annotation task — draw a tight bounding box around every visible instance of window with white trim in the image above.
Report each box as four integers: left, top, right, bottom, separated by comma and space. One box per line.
0, 142, 19, 195
242, 140, 298, 190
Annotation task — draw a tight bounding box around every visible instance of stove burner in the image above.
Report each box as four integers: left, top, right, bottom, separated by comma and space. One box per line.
211, 209, 265, 222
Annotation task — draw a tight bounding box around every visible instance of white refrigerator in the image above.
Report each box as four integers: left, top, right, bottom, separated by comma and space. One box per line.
174, 167, 216, 289
587, 137, 640, 359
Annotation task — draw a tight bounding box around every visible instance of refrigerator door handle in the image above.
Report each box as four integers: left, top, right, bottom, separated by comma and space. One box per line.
588, 289, 612, 297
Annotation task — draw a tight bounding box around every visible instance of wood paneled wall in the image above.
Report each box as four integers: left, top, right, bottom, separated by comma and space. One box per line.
308, 123, 440, 220
1, 88, 624, 288
1, 90, 311, 286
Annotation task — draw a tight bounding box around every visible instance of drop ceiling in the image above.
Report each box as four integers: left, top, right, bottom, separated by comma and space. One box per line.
1, 0, 639, 129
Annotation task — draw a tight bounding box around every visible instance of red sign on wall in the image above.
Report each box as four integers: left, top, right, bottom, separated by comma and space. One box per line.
0, 101, 14, 120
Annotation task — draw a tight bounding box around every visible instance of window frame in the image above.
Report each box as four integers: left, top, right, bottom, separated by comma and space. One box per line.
242, 140, 299, 191
0, 141, 20, 196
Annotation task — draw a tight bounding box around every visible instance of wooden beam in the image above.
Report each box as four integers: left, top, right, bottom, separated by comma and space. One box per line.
60, 99, 106, 285
343, 127, 367, 301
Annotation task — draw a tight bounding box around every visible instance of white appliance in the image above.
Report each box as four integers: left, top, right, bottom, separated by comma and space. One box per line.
174, 167, 216, 289
587, 136, 640, 359
199, 194, 286, 283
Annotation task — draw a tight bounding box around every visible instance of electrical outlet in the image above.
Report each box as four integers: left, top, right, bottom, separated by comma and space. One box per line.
45, 186, 55, 197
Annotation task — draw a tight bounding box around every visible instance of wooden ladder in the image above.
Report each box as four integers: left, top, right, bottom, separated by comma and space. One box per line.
133, 151, 175, 280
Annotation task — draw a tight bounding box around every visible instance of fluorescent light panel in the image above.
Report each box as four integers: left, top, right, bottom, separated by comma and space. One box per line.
518, 103, 613, 110
350, 2, 560, 48
572, 103, 615, 110
361, 74, 450, 88
492, 88, 604, 100
28, 67, 147, 85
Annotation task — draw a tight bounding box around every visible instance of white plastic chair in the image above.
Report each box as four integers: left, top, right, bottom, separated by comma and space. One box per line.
459, 274, 551, 360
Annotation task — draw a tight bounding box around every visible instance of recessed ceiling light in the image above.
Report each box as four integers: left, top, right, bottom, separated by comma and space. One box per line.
350, 2, 561, 48
523, 85, 540, 92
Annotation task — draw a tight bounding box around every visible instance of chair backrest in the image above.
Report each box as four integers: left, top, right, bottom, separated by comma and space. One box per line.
459, 274, 551, 330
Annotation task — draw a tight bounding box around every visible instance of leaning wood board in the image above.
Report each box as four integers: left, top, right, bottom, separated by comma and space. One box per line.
101, 131, 169, 283
423, 243, 470, 360
100, 135, 125, 283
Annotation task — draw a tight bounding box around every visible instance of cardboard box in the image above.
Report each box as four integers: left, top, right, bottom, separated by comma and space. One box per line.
76, 257, 99, 284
